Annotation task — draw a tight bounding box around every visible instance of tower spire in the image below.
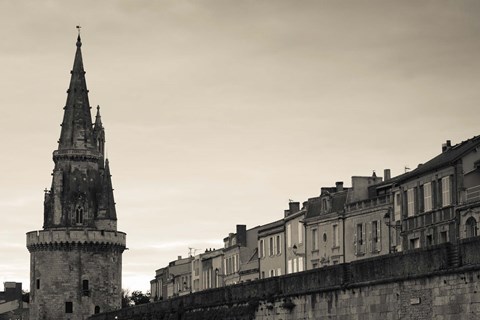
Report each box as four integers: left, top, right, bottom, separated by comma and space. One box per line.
57, 30, 95, 150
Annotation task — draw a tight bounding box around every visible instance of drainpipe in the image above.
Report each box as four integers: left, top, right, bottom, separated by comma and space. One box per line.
342, 213, 346, 263
303, 219, 307, 270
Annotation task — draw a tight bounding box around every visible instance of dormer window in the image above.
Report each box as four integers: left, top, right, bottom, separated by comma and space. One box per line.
322, 198, 329, 213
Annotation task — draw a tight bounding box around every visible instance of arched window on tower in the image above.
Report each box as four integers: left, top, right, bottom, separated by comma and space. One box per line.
94, 306, 100, 314
466, 217, 477, 238
75, 206, 84, 225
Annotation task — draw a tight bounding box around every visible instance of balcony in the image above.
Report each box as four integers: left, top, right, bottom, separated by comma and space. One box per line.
345, 194, 392, 212
466, 185, 480, 203
403, 206, 455, 232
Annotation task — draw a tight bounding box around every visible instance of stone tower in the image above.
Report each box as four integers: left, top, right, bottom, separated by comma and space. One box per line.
26, 34, 126, 320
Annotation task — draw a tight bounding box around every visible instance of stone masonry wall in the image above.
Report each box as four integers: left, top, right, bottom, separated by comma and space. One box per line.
30, 246, 122, 320
90, 239, 480, 320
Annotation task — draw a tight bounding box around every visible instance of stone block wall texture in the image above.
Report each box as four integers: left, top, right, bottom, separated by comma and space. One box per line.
89, 240, 480, 320
30, 246, 122, 320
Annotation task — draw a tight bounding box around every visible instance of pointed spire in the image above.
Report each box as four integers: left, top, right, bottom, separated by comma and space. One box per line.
94, 105, 103, 129
101, 158, 117, 220
57, 31, 95, 151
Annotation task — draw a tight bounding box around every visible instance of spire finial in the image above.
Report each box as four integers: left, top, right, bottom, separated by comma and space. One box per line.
76, 26, 82, 47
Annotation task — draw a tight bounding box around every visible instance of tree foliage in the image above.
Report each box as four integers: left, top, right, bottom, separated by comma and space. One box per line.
121, 289, 150, 308
131, 290, 151, 305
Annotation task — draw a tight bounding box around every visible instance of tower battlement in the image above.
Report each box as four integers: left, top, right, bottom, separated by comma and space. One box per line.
26, 230, 126, 250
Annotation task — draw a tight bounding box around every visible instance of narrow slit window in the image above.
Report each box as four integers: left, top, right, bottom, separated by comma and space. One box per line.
65, 302, 73, 313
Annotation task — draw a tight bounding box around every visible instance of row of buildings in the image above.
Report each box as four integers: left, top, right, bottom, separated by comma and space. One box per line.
150, 136, 480, 301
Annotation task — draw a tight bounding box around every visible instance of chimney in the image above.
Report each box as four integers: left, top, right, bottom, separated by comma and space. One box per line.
335, 181, 344, 192
289, 201, 300, 214
442, 140, 452, 152
384, 169, 391, 181
284, 209, 290, 217
236, 224, 247, 247
177, 255, 182, 260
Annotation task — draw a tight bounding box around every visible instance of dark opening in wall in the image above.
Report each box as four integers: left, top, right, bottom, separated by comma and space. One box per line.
95, 306, 100, 314
36, 279, 40, 290
65, 301, 73, 313
83, 280, 90, 296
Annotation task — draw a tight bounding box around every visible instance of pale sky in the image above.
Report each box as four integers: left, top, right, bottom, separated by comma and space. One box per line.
1, 0, 480, 292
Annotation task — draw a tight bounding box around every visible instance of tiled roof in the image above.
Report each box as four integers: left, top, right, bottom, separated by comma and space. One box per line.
388, 135, 480, 184
305, 191, 348, 219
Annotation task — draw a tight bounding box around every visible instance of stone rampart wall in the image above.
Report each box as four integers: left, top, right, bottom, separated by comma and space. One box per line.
89, 239, 480, 320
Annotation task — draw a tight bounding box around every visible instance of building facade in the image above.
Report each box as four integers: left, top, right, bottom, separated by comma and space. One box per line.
26, 35, 126, 320
396, 138, 480, 250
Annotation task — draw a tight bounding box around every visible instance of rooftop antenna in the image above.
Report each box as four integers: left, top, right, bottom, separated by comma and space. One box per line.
188, 247, 199, 257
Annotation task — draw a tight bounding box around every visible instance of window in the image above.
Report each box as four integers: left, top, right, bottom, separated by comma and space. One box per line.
36, 279, 40, 290
298, 257, 304, 272
440, 231, 448, 243
424, 182, 432, 212
298, 222, 303, 244
75, 206, 84, 224
293, 258, 298, 273
333, 225, 339, 247
410, 238, 420, 249
277, 268, 281, 276
276, 235, 281, 255
372, 221, 378, 251
407, 189, 415, 217
322, 198, 328, 212
269, 269, 275, 277
323, 233, 327, 242
356, 224, 363, 245
287, 224, 292, 248
287, 259, 292, 274
394, 192, 401, 221
426, 234, 433, 246
466, 217, 477, 238
418, 185, 424, 213
258, 239, 265, 258
442, 176, 451, 206
312, 229, 318, 250
65, 302, 73, 314
355, 223, 365, 255
269, 237, 274, 256
82, 280, 89, 296
94, 306, 100, 314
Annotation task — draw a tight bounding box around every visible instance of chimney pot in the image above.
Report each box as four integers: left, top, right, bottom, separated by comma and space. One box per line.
288, 202, 300, 215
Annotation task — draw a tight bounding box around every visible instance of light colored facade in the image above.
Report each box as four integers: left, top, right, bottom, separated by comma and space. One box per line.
284, 202, 306, 274
167, 256, 193, 297
258, 219, 285, 278
344, 195, 392, 262
223, 225, 260, 285
150, 267, 167, 302
305, 183, 349, 269
396, 138, 480, 250
200, 249, 224, 290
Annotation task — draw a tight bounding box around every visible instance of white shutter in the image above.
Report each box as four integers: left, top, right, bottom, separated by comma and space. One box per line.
377, 220, 382, 252
287, 259, 292, 274
298, 257, 304, 272
298, 222, 303, 244
287, 224, 292, 248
